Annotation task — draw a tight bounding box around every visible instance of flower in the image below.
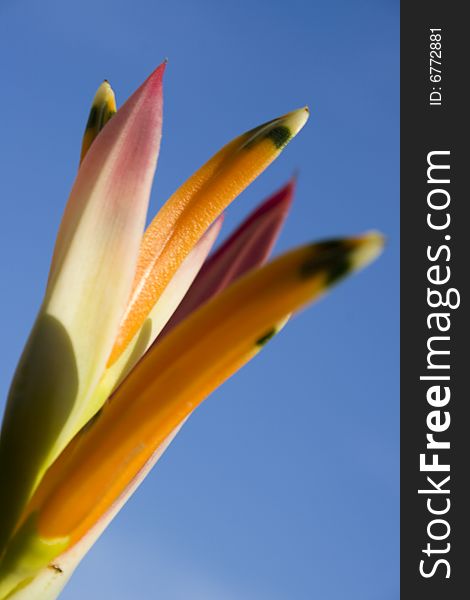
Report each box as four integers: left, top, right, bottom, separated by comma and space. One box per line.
0, 62, 383, 599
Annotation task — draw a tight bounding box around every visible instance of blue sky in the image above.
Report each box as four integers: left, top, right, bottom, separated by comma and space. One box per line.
0, 1, 399, 598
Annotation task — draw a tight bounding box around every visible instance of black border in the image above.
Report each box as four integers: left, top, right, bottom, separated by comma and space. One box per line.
401, 3, 469, 597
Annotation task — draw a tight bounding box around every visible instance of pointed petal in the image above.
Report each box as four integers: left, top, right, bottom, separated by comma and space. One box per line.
79, 80, 117, 164
0, 63, 165, 554
161, 178, 295, 337
0, 232, 383, 591
109, 108, 309, 364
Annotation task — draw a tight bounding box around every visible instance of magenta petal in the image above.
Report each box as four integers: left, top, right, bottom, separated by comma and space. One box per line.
160, 178, 295, 337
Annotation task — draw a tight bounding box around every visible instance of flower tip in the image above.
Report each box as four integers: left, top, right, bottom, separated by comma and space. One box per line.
301, 232, 384, 285
285, 172, 298, 196
282, 106, 310, 137
138, 61, 167, 99
151, 60, 168, 78
270, 177, 296, 212
79, 80, 117, 163
350, 230, 385, 271
286, 170, 300, 195
243, 107, 309, 152
290, 170, 299, 184
92, 80, 116, 112
209, 213, 225, 233
243, 178, 295, 227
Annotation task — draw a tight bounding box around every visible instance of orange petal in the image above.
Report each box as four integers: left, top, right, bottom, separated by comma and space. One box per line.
109, 108, 309, 365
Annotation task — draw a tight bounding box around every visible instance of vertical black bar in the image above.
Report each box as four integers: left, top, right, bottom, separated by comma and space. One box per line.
401, 2, 469, 598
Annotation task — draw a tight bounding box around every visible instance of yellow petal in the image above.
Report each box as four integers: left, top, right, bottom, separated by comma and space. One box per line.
79, 80, 117, 164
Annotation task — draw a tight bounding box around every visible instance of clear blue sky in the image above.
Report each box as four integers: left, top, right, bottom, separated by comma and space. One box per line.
0, 1, 399, 598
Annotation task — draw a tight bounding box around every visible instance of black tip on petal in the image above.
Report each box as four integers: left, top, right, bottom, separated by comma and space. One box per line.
266, 125, 291, 149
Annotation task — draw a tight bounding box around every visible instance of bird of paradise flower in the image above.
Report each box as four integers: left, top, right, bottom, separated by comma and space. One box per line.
0, 62, 383, 599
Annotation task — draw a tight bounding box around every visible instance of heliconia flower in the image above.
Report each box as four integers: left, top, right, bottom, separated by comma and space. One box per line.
0, 62, 383, 599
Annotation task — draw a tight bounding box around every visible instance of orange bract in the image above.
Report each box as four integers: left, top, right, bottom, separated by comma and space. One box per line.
108, 108, 309, 365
